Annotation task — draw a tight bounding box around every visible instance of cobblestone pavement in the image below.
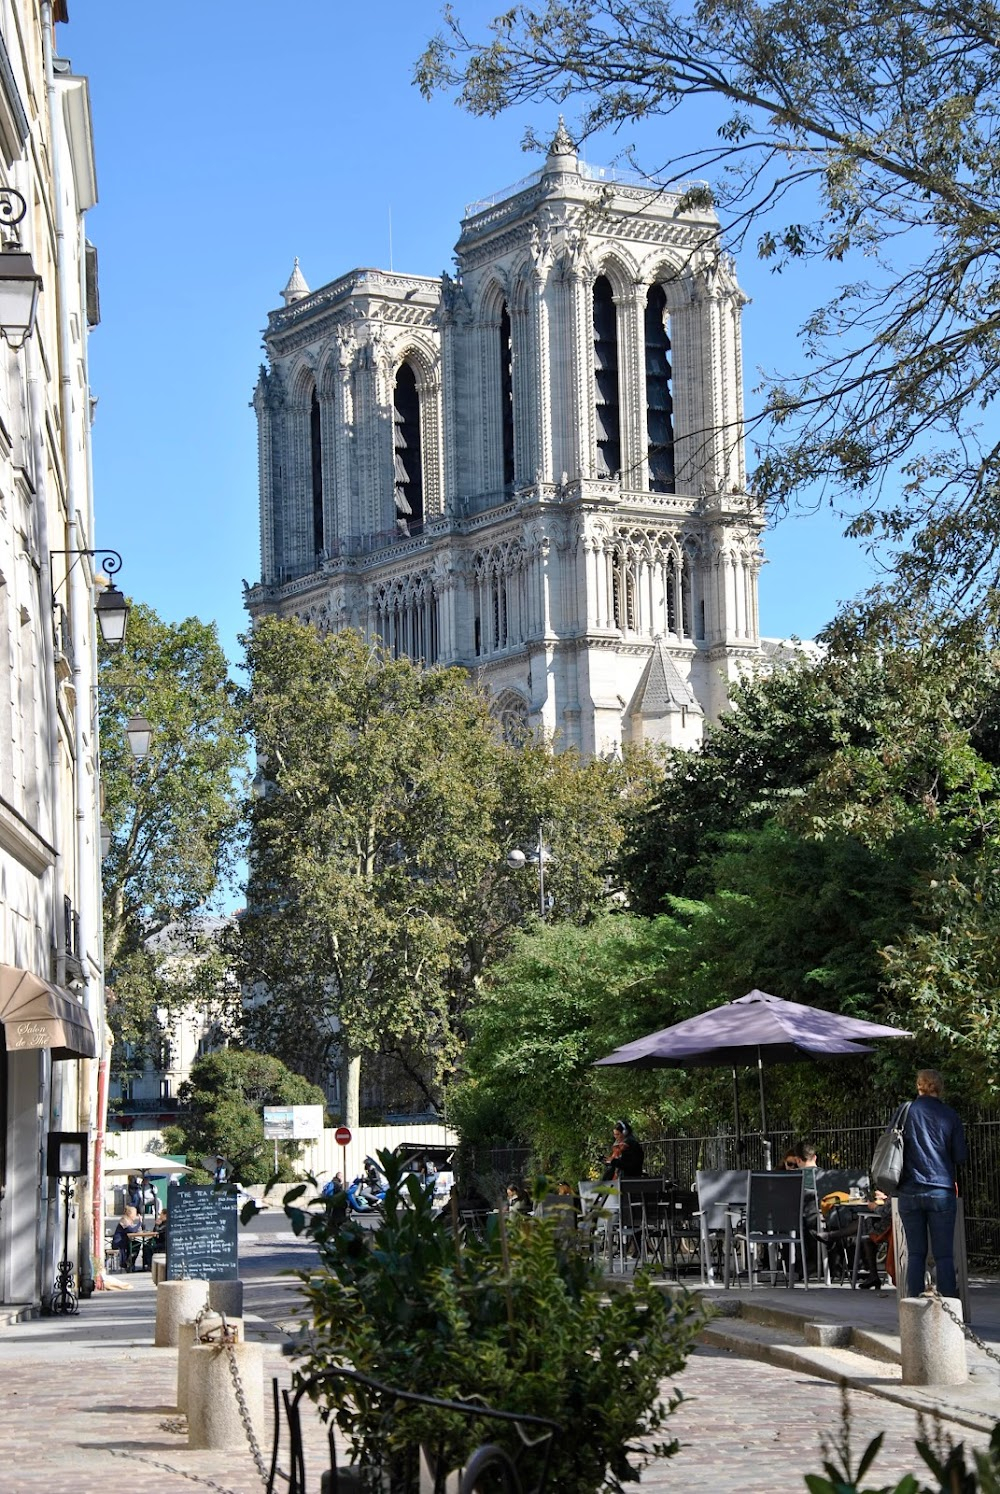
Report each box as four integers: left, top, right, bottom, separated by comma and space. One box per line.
1, 1337, 991, 1493
0, 1244, 994, 1494
641, 1345, 992, 1492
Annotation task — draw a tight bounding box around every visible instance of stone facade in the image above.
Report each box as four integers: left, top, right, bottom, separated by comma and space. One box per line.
0, 5, 104, 1305
247, 128, 764, 754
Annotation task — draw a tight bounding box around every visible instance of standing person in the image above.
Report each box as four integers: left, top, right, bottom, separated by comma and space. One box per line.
602, 1120, 644, 1180
896, 1068, 967, 1300
213, 1155, 228, 1185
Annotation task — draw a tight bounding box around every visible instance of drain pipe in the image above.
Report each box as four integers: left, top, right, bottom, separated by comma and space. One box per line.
41, 0, 99, 1298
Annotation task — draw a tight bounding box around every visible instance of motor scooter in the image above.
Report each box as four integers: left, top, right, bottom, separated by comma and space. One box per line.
346, 1157, 388, 1215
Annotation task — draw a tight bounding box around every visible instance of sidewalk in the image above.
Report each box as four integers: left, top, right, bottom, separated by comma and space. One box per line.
689, 1275, 1000, 1435
0, 1269, 996, 1492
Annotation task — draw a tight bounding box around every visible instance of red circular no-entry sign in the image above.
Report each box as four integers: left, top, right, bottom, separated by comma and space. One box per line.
334, 1126, 352, 1146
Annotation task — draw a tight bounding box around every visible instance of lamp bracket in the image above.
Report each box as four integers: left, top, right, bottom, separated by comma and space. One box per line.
0, 187, 27, 243
49, 547, 123, 606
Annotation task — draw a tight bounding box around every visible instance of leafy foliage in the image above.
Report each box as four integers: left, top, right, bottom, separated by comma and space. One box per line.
99, 604, 246, 1072
287, 1151, 704, 1492
235, 618, 657, 1118
805, 1388, 1000, 1492
163, 1049, 325, 1184
449, 914, 680, 1176
418, 0, 1000, 609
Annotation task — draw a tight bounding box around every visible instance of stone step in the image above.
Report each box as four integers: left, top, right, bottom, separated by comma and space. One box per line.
0, 1303, 38, 1328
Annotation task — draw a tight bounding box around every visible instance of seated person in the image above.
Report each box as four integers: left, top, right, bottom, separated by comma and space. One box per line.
822, 1193, 890, 1288
111, 1205, 142, 1270
781, 1151, 818, 1280
142, 1208, 168, 1269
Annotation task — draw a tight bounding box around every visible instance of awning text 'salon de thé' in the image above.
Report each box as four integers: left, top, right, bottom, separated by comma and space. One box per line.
0, 964, 97, 1060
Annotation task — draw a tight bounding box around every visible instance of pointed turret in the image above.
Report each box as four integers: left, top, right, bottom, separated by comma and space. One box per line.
281, 257, 310, 306
543, 115, 579, 176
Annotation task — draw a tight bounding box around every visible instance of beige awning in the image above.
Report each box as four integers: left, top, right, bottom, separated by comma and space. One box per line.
0, 965, 97, 1060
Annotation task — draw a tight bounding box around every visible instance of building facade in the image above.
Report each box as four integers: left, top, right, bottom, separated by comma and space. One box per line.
246, 126, 764, 754
0, 3, 104, 1307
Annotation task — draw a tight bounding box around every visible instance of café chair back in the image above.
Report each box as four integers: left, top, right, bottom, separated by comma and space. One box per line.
728, 1170, 807, 1289
694, 1169, 749, 1285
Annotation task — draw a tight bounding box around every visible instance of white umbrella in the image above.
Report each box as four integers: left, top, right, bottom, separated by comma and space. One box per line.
103, 1152, 191, 1175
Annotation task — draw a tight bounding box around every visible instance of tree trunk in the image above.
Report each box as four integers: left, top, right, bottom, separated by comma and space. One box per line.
344, 1052, 361, 1129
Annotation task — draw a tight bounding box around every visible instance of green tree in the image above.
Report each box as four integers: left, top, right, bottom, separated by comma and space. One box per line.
238, 620, 514, 1122
451, 914, 688, 1176
100, 605, 246, 1068
237, 619, 653, 1124
163, 1049, 325, 1184
418, 0, 1000, 609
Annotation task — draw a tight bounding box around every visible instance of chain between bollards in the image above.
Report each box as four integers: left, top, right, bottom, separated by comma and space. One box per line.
927, 1286, 1000, 1368
192, 1296, 270, 1486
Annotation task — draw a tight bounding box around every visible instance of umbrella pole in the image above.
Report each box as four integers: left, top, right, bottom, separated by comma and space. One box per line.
732, 1066, 742, 1163
757, 1049, 771, 1169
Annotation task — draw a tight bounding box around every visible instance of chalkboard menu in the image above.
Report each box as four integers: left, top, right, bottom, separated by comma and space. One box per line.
166, 1182, 239, 1280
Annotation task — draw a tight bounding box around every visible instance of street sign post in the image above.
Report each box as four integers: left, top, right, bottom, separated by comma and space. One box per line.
334, 1125, 351, 1186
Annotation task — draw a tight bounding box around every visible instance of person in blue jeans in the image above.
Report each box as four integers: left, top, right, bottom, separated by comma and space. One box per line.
897, 1068, 967, 1299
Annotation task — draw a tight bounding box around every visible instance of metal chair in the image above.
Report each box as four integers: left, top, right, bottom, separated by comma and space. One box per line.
727, 1171, 807, 1289
694, 1170, 750, 1285
618, 1179, 671, 1269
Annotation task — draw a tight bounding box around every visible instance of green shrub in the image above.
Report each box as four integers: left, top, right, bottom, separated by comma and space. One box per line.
285, 1153, 705, 1492
805, 1389, 1000, 1493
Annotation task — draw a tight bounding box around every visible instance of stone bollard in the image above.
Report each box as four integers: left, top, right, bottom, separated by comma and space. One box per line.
155, 1279, 209, 1348
151, 1258, 167, 1286
187, 1341, 264, 1449
209, 1278, 244, 1318
177, 1315, 244, 1413
899, 1294, 968, 1385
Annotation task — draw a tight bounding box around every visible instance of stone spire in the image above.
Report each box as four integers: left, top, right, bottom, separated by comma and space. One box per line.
281, 257, 310, 306
544, 115, 579, 175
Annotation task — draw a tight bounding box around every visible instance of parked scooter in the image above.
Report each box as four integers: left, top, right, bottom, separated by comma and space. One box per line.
346, 1156, 388, 1215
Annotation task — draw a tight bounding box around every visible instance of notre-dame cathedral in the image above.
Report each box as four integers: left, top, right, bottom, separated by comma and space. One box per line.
245, 124, 764, 755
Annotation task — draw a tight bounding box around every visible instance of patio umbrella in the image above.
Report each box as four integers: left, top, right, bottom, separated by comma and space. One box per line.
594, 989, 911, 1149
103, 1152, 192, 1175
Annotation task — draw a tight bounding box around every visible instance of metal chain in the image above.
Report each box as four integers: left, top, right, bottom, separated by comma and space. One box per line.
109, 1442, 248, 1494
192, 1300, 270, 1484
224, 1334, 269, 1484
928, 1287, 1000, 1368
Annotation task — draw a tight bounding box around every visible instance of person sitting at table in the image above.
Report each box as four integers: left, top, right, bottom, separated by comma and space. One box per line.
822, 1192, 891, 1288
111, 1205, 142, 1271
142, 1208, 168, 1270
602, 1120, 644, 1181
505, 1182, 532, 1216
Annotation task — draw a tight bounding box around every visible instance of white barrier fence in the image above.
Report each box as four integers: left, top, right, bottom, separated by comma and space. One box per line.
297, 1123, 458, 1191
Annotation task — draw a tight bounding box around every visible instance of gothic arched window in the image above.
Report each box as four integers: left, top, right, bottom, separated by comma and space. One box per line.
393, 362, 424, 533
310, 388, 324, 555
593, 276, 621, 478
645, 284, 675, 493
500, 302, 514, 490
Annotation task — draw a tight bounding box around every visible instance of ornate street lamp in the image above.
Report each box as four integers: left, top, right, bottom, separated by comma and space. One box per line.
125, 714, 152, 761
0, 187, 40, 348
49, 547, 131, 647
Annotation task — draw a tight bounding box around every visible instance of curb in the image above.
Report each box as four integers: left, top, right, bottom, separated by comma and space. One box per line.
698, 1310, 999, 1436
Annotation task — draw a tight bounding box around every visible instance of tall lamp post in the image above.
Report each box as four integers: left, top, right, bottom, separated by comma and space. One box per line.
46, 1132, 88, 1316
506, 824, 554, 920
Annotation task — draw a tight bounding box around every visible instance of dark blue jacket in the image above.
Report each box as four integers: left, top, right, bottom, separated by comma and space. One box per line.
899, 1095, 967, 1191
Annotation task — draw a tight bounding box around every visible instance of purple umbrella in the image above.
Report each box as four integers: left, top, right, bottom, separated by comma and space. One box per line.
594, 989, 911, 1144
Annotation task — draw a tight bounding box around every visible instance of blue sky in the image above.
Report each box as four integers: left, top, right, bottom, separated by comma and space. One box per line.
64, 2, 876, 672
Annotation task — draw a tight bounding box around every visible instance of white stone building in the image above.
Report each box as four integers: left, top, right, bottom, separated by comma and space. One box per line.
0, 3, 104, 1308
246, 126, 764, 753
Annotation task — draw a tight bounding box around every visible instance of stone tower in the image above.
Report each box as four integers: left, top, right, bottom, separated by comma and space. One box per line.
247, 127, 764, 754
